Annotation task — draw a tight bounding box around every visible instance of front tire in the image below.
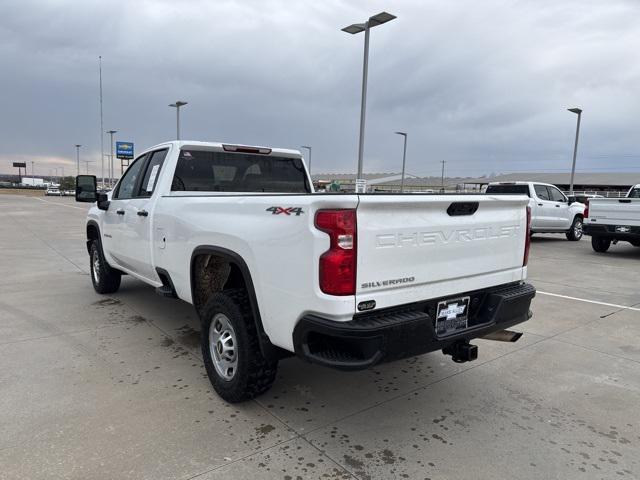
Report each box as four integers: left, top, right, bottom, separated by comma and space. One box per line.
89, 241, 121, 294
566, 216, 583, 241
200, 289, 278, 403
591, 236, 611, 253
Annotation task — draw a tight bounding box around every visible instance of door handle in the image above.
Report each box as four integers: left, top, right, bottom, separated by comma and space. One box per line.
555, 204, 561, 207
116, 209, 125, 215
137, 209, 149, 217
538, 203, 543, 206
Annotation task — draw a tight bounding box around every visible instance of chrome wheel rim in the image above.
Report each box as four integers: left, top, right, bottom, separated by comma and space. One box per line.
574, 220, 583, 238
209, 313, 237, 381
91, 249, 100, 285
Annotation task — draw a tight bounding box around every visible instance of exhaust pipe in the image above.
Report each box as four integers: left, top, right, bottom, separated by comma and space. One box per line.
482, 329, 523, 343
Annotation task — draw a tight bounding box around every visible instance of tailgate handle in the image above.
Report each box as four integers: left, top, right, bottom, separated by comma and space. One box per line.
447, 202, 479, 216
619, 199, 631, 203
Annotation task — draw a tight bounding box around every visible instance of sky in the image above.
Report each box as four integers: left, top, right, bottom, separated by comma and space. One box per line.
1, 0, 639, 179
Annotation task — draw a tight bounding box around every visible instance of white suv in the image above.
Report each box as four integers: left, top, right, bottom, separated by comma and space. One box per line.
486, 181, 585, 241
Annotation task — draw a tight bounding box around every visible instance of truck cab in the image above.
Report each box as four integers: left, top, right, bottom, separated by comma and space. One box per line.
486, 181, 585, 241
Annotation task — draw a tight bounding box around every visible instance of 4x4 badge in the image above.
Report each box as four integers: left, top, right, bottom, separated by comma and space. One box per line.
266, 207, 304, 216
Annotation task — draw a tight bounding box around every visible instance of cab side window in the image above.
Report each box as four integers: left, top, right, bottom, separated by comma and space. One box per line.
534, 185, 550, 201
114, 155, 147, 200
138, 150, 168, 197
548, 186, 566, 202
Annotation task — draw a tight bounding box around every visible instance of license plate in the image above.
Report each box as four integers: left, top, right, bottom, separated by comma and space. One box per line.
436, 296, 470, 336
615, 225, 632, 233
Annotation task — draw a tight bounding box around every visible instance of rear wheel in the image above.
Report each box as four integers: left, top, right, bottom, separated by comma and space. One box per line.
89, 241, 121, 293
200, 289, 277, 403
566, 216, 583, 241
591, 236, 611, 253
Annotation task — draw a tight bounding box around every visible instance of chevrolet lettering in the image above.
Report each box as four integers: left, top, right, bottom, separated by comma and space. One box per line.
376, 225, 520, 248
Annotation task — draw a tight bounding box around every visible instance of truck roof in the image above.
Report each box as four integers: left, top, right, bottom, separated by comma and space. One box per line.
143, 141, 302, 158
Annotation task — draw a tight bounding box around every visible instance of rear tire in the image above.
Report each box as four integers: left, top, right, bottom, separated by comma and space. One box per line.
200, 289, 278, 403
89, 241, 121, 294
566, 216, 583, 241
591, 236, 611, 253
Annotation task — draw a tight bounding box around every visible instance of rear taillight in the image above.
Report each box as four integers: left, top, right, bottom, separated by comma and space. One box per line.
584, 199, 589, 218
315, 209, 357, 296
523, 206, 531, 267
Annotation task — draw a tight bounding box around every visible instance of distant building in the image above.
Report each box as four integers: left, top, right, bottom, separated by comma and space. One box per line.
461, 172, 639, 196
311, 172, 639, 195
20, 177, 45, 187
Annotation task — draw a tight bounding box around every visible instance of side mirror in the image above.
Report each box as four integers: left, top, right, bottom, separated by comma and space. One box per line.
75, 175, 97, 202
76, 175, 110, 210
97, 193, 110, 211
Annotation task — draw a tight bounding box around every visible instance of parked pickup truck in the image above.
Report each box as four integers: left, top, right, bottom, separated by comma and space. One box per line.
584, 184, 640, 252
486, 181, 585, 241
75, 141, 535, 402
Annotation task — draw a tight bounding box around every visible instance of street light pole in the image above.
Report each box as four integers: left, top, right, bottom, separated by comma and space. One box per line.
75, 144, 82, 176
394, 132, 407, 192
99, 55, 105, 189
440, 160, 446, 192
300, 145, 312, 174
568, 107, 582, 195
106, 130, 117, 187
31, 161, 34, 186
169, 101, 188, 140
342, 12, 396, 193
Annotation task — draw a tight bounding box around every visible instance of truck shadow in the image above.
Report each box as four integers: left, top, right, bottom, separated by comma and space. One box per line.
530, 235, 570, 243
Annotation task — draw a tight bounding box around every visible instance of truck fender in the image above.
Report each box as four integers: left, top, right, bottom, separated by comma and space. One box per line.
86, 220, 101, 253
189, 246, 277, 360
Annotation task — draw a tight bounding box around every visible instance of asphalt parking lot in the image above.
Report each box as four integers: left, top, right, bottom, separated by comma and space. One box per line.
1, 193, 639, 480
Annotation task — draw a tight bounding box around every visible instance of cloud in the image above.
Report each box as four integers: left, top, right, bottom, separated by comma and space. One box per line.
1, 0, 639, 178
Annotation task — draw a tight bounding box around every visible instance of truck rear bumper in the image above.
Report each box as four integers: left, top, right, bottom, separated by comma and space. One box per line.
584, 223, 640, 242
293, 282, 535, 370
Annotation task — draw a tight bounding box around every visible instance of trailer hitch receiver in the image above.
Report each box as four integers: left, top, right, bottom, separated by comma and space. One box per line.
443, 341, 478, 363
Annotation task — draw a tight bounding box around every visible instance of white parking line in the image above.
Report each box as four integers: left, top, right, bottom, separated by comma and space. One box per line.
538, 290, 640, 313
33, 197, 87, 210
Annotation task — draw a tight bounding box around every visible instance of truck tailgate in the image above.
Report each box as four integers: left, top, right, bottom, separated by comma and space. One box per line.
588, 199, 640, 227
356, 195, 529, 310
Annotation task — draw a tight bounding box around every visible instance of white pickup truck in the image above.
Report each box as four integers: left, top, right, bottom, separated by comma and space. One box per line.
75, 141, 535, 402
486, 181, 585, 241
583, 184, 640, 252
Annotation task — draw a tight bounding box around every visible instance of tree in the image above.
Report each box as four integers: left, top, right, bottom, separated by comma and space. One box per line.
59, 176, 76, 191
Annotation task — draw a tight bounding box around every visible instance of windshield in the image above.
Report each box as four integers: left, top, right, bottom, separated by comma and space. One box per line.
172, 149, 310, 193
628, 187, 640, 198
485, 184, 530, 196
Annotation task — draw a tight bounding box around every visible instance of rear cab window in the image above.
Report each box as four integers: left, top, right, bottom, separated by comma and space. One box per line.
171, 149, 310, 193
138, 149, 168, 197
628, 187, 640, 198
485, 184, 530, 197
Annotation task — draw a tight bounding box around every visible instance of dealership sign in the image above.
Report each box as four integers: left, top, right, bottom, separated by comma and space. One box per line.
116, 142, 134, 159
